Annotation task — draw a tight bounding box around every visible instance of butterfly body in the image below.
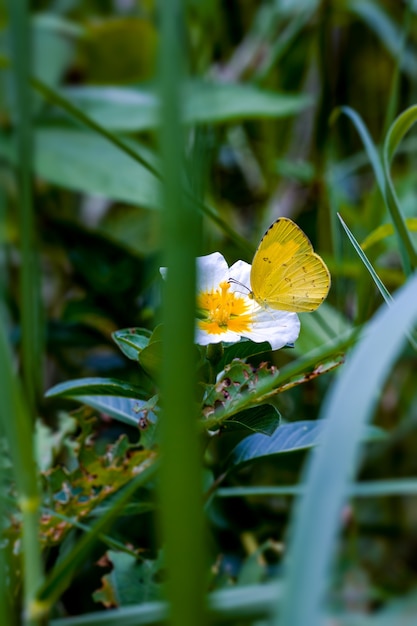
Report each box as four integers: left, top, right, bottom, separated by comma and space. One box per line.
250, 218, 330, 313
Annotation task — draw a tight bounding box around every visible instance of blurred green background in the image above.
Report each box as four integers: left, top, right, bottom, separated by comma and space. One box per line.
2, 1, 417, 624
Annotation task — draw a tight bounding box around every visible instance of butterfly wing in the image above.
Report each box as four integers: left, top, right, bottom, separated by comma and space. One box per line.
250, 218, 330, 312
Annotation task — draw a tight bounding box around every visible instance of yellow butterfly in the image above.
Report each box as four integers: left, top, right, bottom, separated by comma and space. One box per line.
249, 218, 331, 313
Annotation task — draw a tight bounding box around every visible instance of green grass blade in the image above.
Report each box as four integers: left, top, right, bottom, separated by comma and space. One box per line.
157, 3, 207, 626
217, 478, 417, 499
382, 0, 412, 136
49, 582, 282, 626
276, 271, 417, 626
0, 319, 43, 624
337, 213, 393, 306
331, 106, 385, 199
6, 0, 43, 409
383, 105, 417, 273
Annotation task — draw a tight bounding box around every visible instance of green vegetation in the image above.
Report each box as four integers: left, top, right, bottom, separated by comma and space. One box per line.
1, 1, 417, 625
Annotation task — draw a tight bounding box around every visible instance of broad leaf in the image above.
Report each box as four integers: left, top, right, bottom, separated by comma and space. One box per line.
45, 377, 145, 399
59, 82, 314, 131
222, 405, 281, 436
70, 395, 158, 430
0, 128, 161, 209
93, 550, 163, 608
226, 420, 386, 473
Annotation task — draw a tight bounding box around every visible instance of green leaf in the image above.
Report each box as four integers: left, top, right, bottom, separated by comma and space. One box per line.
93, 550, 163, 608
71, 395, 158, 430
219, 340, 272, 371
59, 82, 314, 131
226, 421, 324, 472
112, 328, 152, 361
45, 377, 145, 400
226, 421, 386, 473
37, 454, 159, 609
203, 344, 348, 433
223, 405, 280, 436
0, 128, 161, 210
138, 340, 163, 381
33, 14, 77, 90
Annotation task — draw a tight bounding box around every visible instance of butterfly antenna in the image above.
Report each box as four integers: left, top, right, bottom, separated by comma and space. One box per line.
228, 277, 251, 296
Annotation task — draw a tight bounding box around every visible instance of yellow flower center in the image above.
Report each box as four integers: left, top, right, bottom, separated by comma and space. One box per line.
197, 281, 253, 335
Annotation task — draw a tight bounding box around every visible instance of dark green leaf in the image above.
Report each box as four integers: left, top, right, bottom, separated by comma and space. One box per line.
223, 405, 280, 436
45, 377, 145, 400
226, 421, 386, 472
219, 340, 272, 371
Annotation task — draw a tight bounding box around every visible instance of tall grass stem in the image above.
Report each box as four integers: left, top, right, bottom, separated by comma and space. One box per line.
157, 3, 207, 626
6, 0, 42, 408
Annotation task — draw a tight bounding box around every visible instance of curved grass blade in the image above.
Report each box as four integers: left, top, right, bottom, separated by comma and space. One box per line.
330, 105, 385, 197
276, 271, 417, 626
383, 105, 417, 273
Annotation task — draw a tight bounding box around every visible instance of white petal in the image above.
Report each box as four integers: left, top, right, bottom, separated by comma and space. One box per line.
161, 252, 229, 290
196, 252, 229, 292
242, 305, 300, 350
228, 259, 252, 295
195, 326, 242, 346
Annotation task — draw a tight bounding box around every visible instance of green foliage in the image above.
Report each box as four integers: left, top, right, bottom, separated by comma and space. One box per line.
2, 1, 417, 625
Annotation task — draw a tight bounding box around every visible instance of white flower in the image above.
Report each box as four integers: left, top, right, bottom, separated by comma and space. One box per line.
161, 252, 300, 350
